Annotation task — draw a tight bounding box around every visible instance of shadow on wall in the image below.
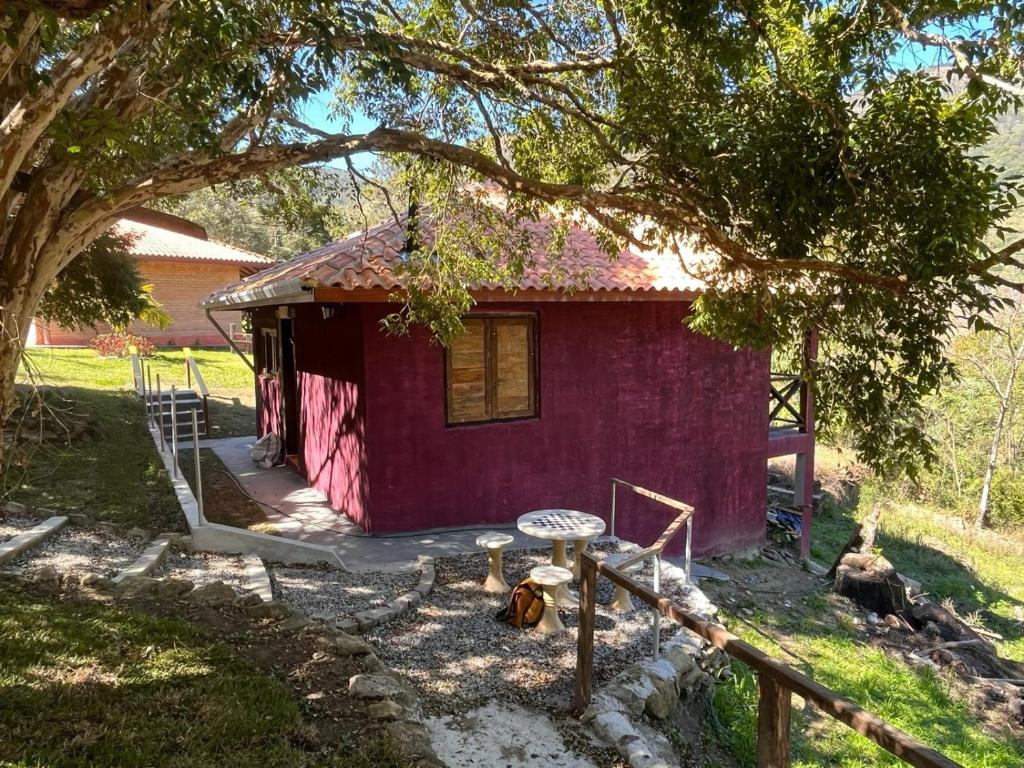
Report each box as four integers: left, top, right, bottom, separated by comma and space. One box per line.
299, 372, 368, 529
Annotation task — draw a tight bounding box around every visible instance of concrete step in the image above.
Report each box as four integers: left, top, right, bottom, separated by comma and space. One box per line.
243, 553, 273, 602
112, 536, 172, 584
0, 516, 68, 565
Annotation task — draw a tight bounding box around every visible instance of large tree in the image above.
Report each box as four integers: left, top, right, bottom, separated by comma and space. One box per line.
2, 0, 1023, 473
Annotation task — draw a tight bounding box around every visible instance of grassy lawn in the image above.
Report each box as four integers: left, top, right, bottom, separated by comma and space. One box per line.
0, 584, 401, 767
7, 348, 257, 531
706, 454, 1024, 768
21, 347, 257, 439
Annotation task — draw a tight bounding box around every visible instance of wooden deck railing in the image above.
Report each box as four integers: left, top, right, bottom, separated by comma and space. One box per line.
769, 373, 806, 432
575, 554, 962, 768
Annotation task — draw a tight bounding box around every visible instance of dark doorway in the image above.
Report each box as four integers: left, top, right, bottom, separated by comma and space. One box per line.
279, 317, 300, 456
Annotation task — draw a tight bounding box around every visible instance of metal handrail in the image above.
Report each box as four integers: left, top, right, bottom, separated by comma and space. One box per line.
607, 478, 695, 659
609, 477, 694, 582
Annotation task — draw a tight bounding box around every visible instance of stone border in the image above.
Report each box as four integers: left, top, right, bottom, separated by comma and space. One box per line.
243, 553, 273, 602
0, 516, 68, 565
337, 555, 436, 634
582, 631, 718, 768
112, 535, 172, 584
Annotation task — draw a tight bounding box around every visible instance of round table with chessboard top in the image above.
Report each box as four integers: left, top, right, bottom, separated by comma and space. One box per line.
517, 509, 606, 607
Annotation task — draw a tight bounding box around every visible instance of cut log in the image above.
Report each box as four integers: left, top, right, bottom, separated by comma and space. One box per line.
907, 602, 972, 641
834, 564, 909, 617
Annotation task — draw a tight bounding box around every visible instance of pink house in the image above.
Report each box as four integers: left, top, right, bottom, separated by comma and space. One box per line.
203, 213, 816, 557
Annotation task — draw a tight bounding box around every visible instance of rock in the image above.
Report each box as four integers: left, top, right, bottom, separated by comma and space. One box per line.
336, 618, 359, 634
331, 633, 373, 657
67, 513, 92, 526
2, 501, 28, 515
384, 720, 444, 766
803, 558, 829, 577
246, 600, 290, 620
348, 673, 417, 707
158, 532, 186, 548
117, 576, 160, 597
234, 592, 263, 608
276, 615, 314, 633
642, 660, 681, 720
80, 572, 114, 590
188, 581, 236, 606
356, 606, 393, 632
32, 565, 61, 593
367, 700, 405, 720
154, 578, 194, 599
126, 527, 150, 541
865, 612, 880, 626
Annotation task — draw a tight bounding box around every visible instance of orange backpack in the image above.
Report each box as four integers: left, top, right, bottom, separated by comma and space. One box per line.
496, 578, 545, 627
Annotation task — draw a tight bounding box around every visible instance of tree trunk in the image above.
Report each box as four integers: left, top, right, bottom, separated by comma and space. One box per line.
978, 387, 1014, 529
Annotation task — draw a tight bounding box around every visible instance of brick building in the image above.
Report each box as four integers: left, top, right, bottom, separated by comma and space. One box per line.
29, 209, 272, 347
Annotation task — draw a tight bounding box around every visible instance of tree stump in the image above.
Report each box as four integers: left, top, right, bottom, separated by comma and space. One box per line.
834, 553, 909, 617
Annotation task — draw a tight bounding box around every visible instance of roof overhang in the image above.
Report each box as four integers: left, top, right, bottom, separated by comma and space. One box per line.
310, 286, 699, 304
203, 278, 315, 311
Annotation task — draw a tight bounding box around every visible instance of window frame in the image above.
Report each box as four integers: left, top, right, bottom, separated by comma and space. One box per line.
260, 327, 279, 376
444, 313, 539, 427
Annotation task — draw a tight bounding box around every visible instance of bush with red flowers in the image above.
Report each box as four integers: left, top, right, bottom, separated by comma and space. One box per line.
90, 332, 157, 358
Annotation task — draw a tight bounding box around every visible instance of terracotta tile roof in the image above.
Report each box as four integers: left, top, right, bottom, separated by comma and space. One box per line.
113, 219, 273, 266
203, 211, 713, 308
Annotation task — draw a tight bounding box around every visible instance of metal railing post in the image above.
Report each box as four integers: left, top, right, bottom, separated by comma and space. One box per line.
685, 518, 693, 583
156, 374, 165, 452
610, 480, 617, 539
170, 385, 178, 478
192, 410, 204, 525
652, 555, 661, 660
146, 365, 154, 427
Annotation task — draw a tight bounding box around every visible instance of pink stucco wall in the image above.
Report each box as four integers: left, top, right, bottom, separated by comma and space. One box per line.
357, 301, 769, 556
293, 304, 369, 526
257, 300, 771, 556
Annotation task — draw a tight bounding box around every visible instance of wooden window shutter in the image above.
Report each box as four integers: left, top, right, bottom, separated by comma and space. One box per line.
447, 319, 488, 423
492, 318, 535, 419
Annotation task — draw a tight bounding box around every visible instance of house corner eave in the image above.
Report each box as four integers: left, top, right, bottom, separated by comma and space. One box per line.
203, 279, 316, 311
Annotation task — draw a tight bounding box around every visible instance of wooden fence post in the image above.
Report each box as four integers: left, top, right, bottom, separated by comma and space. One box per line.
574, 553, 597, 713
757, 674, 792, 768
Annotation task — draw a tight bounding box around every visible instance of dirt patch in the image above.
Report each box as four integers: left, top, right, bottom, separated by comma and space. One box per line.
178, 448, 277, 534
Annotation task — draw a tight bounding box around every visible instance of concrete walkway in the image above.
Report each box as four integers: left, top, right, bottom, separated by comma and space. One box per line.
202, 436, 538, 571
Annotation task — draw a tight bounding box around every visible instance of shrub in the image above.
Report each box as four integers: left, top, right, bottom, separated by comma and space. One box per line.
90, 332, 156, 358
987, 470, 1024, 528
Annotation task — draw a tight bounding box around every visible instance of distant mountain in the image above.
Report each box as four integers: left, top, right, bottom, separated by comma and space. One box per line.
985, 110, 1024, 236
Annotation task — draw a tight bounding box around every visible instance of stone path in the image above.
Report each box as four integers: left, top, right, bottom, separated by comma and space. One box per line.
424, 702, 601, 768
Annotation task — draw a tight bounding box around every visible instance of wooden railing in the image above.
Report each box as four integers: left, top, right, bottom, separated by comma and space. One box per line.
575, 555, 961, 768
769, 373, 806, 432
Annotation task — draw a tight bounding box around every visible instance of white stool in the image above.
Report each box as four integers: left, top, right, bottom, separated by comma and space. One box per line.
530, 565, 573, 634
604, 552, 645, 612
476, 532, 515, 593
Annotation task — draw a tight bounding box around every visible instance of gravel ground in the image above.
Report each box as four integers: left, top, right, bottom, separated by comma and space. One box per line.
367, 544, 697, 716
0, 526, 144, 578
153, 550, 249, 592
0, 516, 39, 542
269, 563, 420, 618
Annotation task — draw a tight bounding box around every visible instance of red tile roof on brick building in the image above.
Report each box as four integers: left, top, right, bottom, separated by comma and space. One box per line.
114, 215, 272, 267
202, 210, 716, 309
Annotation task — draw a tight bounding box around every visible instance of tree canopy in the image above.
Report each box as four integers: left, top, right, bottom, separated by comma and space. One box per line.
2, 0, 1024, 474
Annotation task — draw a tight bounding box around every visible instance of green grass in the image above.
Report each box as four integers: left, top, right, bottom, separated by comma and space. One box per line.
810, 489, 1024, 663
710, 616, 1024, 768
0, 585, 401, 767
21, 347, 257, 439
7, 348, 257, 530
